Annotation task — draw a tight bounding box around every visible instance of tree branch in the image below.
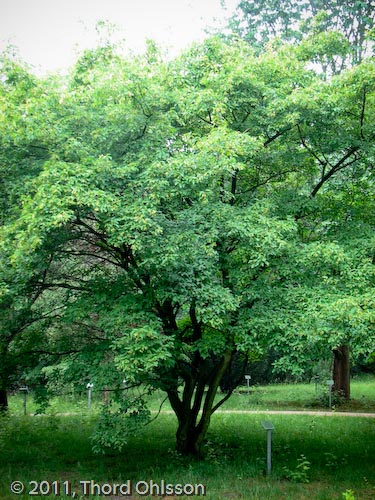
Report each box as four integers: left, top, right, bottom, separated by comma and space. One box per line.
198, 114, 216, 127
297, 123, 328, 169
310, 146, 360, 197
263, 125, 293, 146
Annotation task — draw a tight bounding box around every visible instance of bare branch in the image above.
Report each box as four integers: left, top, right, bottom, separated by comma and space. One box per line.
146, 395, 169, 425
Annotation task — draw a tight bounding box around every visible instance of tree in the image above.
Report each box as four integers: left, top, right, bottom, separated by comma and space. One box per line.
229, 1, 375, 397
230, 0, 375, 65
2, 38, 375, 453
0, 56, 83, 411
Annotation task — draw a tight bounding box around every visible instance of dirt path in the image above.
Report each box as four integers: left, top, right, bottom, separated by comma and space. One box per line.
214, 410, 375, 417
155, 409, 375, 418
35, 410, 375, 418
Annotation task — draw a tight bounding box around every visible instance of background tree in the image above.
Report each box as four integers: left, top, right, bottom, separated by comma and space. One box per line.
228, 0, 375, 396
229, 0, 375, 69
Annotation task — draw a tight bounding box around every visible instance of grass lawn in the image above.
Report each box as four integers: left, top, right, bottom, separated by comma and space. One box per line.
218, 374, 375, 412
1, 376, 374, 500
8, 374, 375, 416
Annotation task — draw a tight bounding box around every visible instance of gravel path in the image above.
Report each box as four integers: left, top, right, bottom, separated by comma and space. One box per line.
37, 410, 375, 418
213, 410, 375, 417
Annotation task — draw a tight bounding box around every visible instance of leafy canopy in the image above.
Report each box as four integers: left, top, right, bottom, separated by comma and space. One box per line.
1, 36, 375, 450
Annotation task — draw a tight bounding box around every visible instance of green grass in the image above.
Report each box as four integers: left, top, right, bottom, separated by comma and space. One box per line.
218, 375, 375, 412
2, 376, 375, 499
8, 374, 375, 416
1, 413, 374, 499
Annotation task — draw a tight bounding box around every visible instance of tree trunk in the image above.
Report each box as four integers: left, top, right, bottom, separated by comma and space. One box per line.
332, 345, 350, 400
170, 350, 233, 457
0, 350, 9, 412
176, 418, 203, 456
0, 387, 8, 413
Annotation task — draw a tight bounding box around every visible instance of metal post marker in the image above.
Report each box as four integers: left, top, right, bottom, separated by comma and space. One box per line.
86, 382, 94, 409
314, 375, 319, 394
19, 386, 29, 416
244, 374, 251, 395
261, 421, 275, 475
327, 379, 334, 407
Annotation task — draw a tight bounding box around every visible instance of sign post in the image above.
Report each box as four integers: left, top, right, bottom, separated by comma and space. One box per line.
313, 375, 319, 394
327, 380, 334, 407
86, 382, 94, 409
261, 421, 275, 475
244, 374, 251, 395
19, 386, 29, 416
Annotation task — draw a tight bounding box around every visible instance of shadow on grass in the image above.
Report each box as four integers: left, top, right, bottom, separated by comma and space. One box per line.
1, 412, 374, 499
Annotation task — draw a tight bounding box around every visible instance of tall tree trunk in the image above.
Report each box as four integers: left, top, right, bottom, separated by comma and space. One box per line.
332, 345, 350, 400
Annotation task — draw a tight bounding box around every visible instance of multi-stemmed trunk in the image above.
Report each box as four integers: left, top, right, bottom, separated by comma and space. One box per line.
168, 350, 233, 457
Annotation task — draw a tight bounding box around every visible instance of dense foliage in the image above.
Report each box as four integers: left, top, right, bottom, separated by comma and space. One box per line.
1, 19, 375, 454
